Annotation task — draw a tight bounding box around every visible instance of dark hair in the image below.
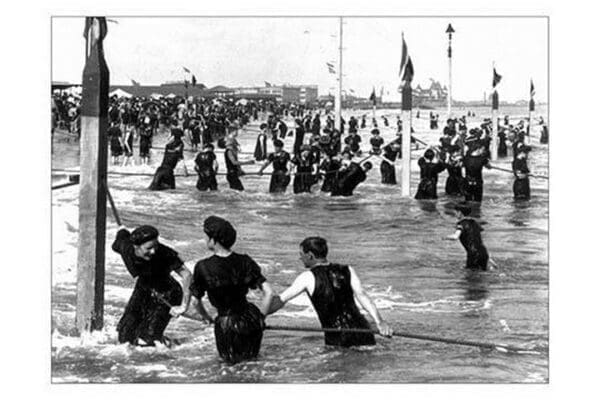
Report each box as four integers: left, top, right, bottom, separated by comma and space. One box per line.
273, 139, 284, 148
203, 216, 237, 249
203, 143, 214, 150
424, 149, 435, 160
260, 123, 267, 130
363, 161, 373, 170
300, 236, 328, 259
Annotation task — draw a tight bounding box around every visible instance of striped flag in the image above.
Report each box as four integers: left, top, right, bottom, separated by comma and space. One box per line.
131, 79, 140, 86
399, 35, 414, 84
492, 68, 502, 88
326, 62, 336, 74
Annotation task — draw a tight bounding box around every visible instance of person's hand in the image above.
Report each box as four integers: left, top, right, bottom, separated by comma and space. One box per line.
377, 321, 393, 337
169, 305, 187, 318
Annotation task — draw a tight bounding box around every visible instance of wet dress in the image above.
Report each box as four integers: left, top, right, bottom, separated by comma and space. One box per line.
415, 158, 446, 199
194, 151, 218, 191
369, 136, 384, 155
225, 148, 244, 191
292, 154, 316, 194
149, 137, 184, 191
112, 229, 183, 345
108, 126, 123, 157
139, 124, 153, 158
319, 158, 342, 192
444, 156, 464, 196
267, 151, 291, 193
512, 157, 531, 200
331, 162, 367, 197
293, 125, 305, 155
309, 264, 376, 347
463, 153, 489, 202
380, 142, 400, 184
190, 253, 267, 364
254, 133, 268, 161
497, 131, 508, 157
456, 218, 489, 270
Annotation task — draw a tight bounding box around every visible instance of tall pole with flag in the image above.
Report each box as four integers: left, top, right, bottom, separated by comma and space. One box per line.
335, 17, 343, 131
369, 87, 377, 122
77, 17, 109, 334
528, 79, 535, 145
399, 33, 414, 197
491, 64, 502, 161
446, 24, 455, 119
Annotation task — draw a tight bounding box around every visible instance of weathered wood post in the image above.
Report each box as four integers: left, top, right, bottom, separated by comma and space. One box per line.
491, 90, 499, 161
401, 84, 412, 197
76, 17, 109, 334
446, 24, 455, 119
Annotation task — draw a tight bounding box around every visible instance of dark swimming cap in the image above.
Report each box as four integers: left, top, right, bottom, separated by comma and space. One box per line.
273, 139, 284, 148
130, 225, 159, 245
260, 123, 267, 130
363, 161, 373, 170
203, 216, 237, 249
371, 128, 380, 134
424, 149, 435, 160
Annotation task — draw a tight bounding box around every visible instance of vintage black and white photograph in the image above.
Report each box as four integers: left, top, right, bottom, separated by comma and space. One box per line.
50, 15, 549, 383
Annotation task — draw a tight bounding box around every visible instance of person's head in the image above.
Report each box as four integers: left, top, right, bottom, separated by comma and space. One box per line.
260, 123, 267, 131
273, 139, 284, 150
203, 143, 215, 152
371, 128, 380, 136
299, 236, 328, 267
362, 161, 373, 171
131, 225, 160, 261
517, 145, 532, 158
454, 203, 472, 219
424, 148, 435, 160
203, 216, 237, 251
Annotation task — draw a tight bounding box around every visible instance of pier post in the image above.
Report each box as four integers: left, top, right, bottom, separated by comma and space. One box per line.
401, 84, 412, 197
491, 90, 499, 161
76, 17, 109, 334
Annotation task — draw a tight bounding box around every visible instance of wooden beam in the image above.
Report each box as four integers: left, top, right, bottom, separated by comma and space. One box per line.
76, 17, 110, 334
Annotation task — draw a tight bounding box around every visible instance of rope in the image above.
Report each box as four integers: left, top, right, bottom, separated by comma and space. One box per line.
105, 184, 122, 225
264, 325, 543, 354
490, 165, 548, 180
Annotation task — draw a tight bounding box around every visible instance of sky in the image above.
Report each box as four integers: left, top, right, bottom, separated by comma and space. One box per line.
52, 16, 547, 102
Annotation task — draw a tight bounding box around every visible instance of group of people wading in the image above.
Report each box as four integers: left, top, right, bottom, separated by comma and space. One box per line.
113, 218, 392, 364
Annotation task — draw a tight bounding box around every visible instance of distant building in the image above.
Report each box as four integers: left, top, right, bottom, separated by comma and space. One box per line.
413, 79, 448, 107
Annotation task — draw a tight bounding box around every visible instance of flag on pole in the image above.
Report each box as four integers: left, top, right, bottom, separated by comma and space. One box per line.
369, 87, 377, 105
530, 79, 535, 98
492, 68, 502, 88
131, 79, 140, 86
399, 35, 414, 84
326, 62, 336, 74
264, 81, 272, 87
183, 66, 191, 73
192, 75, 197, 86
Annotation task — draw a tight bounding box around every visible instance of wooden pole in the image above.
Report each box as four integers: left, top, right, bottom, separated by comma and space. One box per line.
401, 84, 412, 197
335, 17, 343, 131
446, 24, 454, 119
76, 17, 109, 334
491, 90, 499, 161
527, 97, 535, 146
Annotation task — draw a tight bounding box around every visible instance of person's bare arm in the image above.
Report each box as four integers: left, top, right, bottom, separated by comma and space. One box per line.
169, 262, 193, 317
266, 271, 313, 315
349, 266, 393, 336
443, 229, 462, 241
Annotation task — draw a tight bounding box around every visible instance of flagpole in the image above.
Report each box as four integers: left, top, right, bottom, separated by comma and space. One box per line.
527, 79, 535, 145
446, 24, 455, 119
491, 63, 499, 161
335, 17, 343, 132
401, 83, 412, 197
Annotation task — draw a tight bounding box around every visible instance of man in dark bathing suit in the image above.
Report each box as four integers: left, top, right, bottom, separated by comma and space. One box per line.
331, 160, 372, 197
267, 236, 393, 347
112, 225, 192, 346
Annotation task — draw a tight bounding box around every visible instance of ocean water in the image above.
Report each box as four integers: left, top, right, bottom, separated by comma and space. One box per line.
51, 106, 548, 383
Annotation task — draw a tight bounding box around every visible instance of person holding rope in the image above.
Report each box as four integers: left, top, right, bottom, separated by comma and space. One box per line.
225, 137, 254, 191
183, 216, 275, 364
148, 127, 187, 191
258, 139, 292, 193
415, 148, 446, 200
266, 236, 393, 347
291, 145, 318, 194
111, 224, 192, 346
331, 157, 373, 197
194, 143, 219, 192
443, 204, 491, 271
512, 144, 532, 200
